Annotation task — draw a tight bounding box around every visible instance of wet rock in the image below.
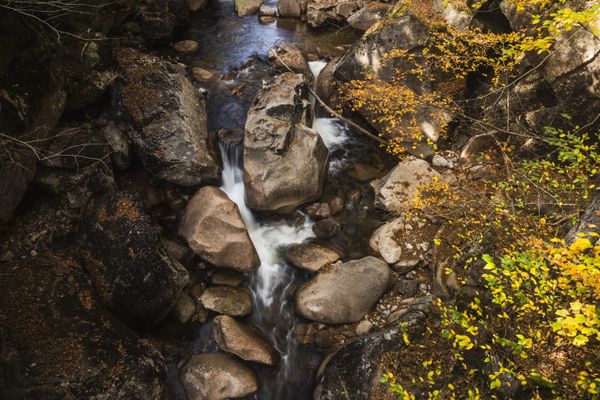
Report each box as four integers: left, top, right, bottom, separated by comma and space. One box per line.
192, 66, 215, 81
187, 0, 208, 11
347, 2, 390, 31
200, 286, 252, 316
137, 0, 189, 44
329, 195, 345, 215
312, 218, 341, 239
268, 42, 310, 75
296, 256, 392, 324
172, 292, 197, 323
80, 191, 189, 326
179, 186, 260, 272
244, 73, 329, 213
305, 202, 331, 220
217, 128, 244, 145
260, 3, 279, 16
316, 57, 339, 101
180, 353, 258, 400
0, 253, 165, 399
278, 0, 303, 17
285, 242, 342, 272
295, 323, 318, 345
212, 316, 279, 365
371, 157, 443, 213
350, 163, 386, 183
211, 269, 245, 286
114, 48, 219, 186
173, 39, 199, 54
235, 0, 262, 16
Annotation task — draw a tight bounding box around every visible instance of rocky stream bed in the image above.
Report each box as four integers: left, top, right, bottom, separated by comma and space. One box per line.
1, 0, 599, 399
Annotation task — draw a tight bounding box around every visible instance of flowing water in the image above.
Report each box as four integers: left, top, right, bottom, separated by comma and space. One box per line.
217, 62, 351, 398
162, 3, 394, 399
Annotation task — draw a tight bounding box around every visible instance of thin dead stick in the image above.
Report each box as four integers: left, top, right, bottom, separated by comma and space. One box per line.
268, 44, 388, 145
308, 86, 388, 145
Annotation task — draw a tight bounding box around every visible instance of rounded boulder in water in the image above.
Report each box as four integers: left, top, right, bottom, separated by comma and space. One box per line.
178, 186, 260, 272
295, 256, 392, 324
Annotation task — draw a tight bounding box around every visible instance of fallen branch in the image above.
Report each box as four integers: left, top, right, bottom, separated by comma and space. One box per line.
308, 86, 388, 146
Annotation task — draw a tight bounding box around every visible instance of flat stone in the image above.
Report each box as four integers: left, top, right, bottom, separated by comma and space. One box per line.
200, 286, 252, 317
284, 242, 341, 272
174, 40, 199, 54
212, 316, 279, 365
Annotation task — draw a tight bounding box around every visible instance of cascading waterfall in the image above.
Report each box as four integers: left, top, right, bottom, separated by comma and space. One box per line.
217, 61, 350, 399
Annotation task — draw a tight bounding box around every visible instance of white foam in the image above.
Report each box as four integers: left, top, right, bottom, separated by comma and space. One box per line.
313, 117, 350, 150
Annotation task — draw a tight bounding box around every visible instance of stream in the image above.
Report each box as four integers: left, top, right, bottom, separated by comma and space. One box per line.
167, 2, 394, 398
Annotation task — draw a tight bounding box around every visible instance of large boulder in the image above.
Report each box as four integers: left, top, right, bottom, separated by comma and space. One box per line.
244, 73, 329, 213
334, 16, 454, 145
295, 256, 392, 324
179, 186, 260, 272
80, 191, 189, 326
212, 316, 279, 365
347, 2, 390, 31
315, 307, 430, 400
114, 48, 219, 186
371, 157, 443, 213
180, 353, 258, 400
0, 253, 165, 399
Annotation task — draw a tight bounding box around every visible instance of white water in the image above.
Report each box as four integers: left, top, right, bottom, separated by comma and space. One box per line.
217, 61, 351, 398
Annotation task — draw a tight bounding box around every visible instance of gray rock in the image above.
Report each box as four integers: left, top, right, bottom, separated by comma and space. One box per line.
180, 353, 258, 400
212, 315, 279, 365
296, 256, 392, 324
260, 3, 279, 16
244, 73, 329, 213
268, 42, 310, 74
285, 242, 342, 272
371, 157, 442, 213
114, 48, 219, 187
235, 0, 262, 16
394, 278, 419, 297
566, 193, 600, 245
101, 121, 130, 170
307, 0, 346, 28
278, 0, 303, 17
179, 186, 260, 272
200, 286, 253, 316
347, 2, 390, 31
